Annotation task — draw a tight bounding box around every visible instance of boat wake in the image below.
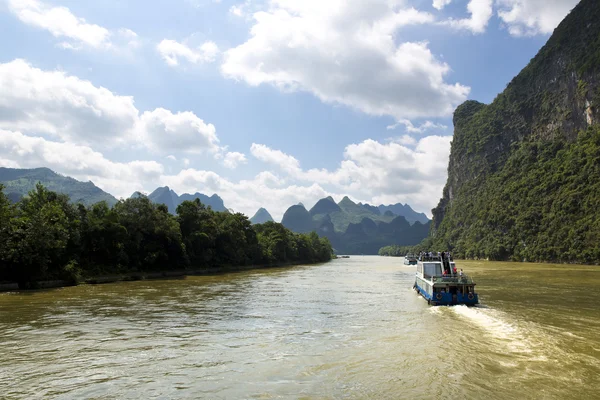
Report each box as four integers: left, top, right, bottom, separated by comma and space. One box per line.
449, 305, 533, 354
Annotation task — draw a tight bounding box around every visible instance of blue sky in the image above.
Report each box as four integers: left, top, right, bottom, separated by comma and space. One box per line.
0, 0, 579, 219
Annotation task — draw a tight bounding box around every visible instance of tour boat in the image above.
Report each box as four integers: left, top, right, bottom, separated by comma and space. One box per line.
413, 255, 478, 306
404, 253, 418, 265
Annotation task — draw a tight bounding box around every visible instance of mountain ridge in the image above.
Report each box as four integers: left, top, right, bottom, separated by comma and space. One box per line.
0, 167, 118, 206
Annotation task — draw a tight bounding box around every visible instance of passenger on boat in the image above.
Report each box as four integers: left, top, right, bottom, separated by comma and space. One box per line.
453, 265, 457, 275
459, 269, 463, 277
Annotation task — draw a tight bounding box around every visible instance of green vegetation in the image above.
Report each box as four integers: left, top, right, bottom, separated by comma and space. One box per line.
433, 126, 600, 263
0, 167, 118, 206
0, 184, 333, 287
378, 245, 412, 257
430, 0, 600, 264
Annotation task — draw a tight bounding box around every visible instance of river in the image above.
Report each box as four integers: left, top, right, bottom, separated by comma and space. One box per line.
1, 257, 599, 399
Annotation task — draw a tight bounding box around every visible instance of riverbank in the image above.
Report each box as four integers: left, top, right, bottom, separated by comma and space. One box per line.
0, 259, 331, 292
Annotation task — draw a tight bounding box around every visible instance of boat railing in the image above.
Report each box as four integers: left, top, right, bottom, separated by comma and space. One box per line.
418, 256, 453, 262
430, 275, 474, 284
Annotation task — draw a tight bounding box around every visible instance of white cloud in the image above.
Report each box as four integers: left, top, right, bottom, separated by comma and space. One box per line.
0, 59, 220, 154
394, 134, 417, 146
0, 127, 450, 217
157, 39, 219, 66
387, 119, 447, 133
249, 136, 452, 215
222, 0, 469, 120
222, 152, 247, 169
167, 155, 177, 161
162, 168, 332, 220
433, 0, 453, 10
0, 130, 163, 198
230, 5, 244, 16
137, 108, 220, 154
7, 0, 138, 50
496, 0, 578, 36
443, 0, 493, 34
250, 143, 302, 175
0, 59, 139, 146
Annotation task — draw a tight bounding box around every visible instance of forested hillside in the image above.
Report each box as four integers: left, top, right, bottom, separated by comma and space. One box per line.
0, 167, 117, 206
0, 184, 332, 287
431, 0, 600, 263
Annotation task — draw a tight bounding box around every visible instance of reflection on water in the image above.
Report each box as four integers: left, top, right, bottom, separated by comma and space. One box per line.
1, 257, 599, 399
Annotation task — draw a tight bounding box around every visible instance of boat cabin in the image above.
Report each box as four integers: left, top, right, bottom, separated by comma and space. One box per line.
413, 256, 478, 306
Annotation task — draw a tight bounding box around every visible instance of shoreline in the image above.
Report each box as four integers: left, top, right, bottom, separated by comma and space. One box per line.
0, 260, 331, 293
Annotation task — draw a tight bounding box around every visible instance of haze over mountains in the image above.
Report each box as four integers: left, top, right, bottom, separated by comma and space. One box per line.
134, 186, 227, 214
280, 196, 429, 254
0, 167, 429, 254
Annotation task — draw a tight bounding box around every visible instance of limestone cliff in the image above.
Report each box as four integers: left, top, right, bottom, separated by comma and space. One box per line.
431, 0, 600, 262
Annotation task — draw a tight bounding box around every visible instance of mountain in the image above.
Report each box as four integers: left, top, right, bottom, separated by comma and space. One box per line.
281, 204, 314, 233
359, 203, 381, 215
250, 208, 274, 224
280, 196, 430, 254
148, 187, 179, 214
309, 196, 341, 216
141, 186, 227, 214
378, 203, 429, 225
0, 167, 118, 206
430, 0, 600, 263
180, 193, 226, 212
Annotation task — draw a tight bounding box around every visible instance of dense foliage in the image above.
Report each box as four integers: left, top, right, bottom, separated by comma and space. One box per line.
378, 245, 412, 257
430, 0, 600, 264
0, 185, 332, 287
433, 126, 600, 263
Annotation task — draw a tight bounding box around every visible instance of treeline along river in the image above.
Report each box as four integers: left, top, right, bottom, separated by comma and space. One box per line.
1, 257, 598, 399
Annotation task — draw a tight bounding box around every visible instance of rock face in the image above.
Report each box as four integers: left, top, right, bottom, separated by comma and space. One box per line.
250, 208, 274, 224
0, 167, 118, 206
431, 0, 600, 262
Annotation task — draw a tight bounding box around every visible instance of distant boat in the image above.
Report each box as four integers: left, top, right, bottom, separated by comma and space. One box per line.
413, 255, 479, 306
403, 253, 417, 265
336, 255, 350, 259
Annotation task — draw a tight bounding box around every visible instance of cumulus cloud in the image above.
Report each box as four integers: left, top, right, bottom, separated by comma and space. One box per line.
222, 0, 469, 120
137, 108, 220, 154
0, 127, 450, 218
250, 143, 302, 176
0, 59, 220, 154
0, 59, 138, 145
0, 130, 163, 198
7, 0, 138, 50
157, 39, 220, 66
222, 152, 247, 169
443, 0, 493, 34
162, 168, 333, 220
496, 0, 578, 36
250, 136, 452, 214
433, 0, 453, 10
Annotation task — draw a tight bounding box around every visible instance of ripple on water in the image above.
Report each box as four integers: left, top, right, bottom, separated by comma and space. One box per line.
1, 257, 599, 399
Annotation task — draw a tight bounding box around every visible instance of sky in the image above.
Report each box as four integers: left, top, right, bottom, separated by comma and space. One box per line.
0, 0, 580, 220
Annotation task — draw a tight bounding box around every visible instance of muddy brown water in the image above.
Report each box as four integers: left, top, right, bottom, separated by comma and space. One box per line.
1, 257, 599, 399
